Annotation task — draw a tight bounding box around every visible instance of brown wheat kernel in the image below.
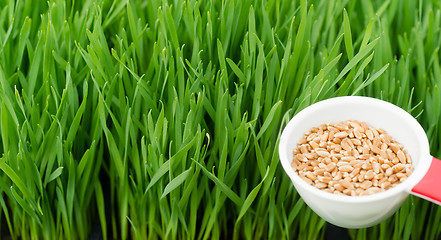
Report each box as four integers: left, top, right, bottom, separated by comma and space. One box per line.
343, 189, 353, 195
389, 175, 398, 183
365, 129, 374, 140
334, 184, 345, 192
373, 137, 381, 147
364, 170, 375, 180
340, 180, 354, 189
380, 131, 391, 140
291, 120, 414, 196
314, 168, 326, 175
405, 151, 412, 162
337, 162, 350, 168
333, 172, 343, 181
310, 160, 319, 167
341, 139, 352, 151
320, 132, 329, 142
349, 121, 362, 129
326, 162, 337, 172
299, 145, 308, 154
381, 163, 390, 170
335, 122, 349, 131
315, 182, 328, 189
334, 131, 349, 138
373, 162, 381, 173
370, 145, 381, 154
317, 151, 330, 157
372, 128, 380, 138
372, 179, 379, 187
366, 187, 383, 195
359, 180, 373, 190
323, 189, 334, 194
380, 150, 388, 159
304, 166, 314, 171
349, 159, 360, 166
358, 173, 365, 182
306, 133, 316, 142
352, 138, 362, 146
306, 172, 317, 181
362, 146, 370, 155
297, 164, 307, 171
389, 143, 400, 153
385, 168, 394, 177
350, 167, 360, 177
358, 154, 370, 160
354, 128, 363, 139
347, 138, 355, 148
397, 150, 406, 164
318, 176, 332, 183
298, 137, 307, 145
360, 122, 369, 131
394, 163, 405, 173
323, 157, 332, 164
362, 163, 373, 170
374, 173, 384, 180
396, 172, 407, 179
339, 165, 354, 172
309, 141, 320, 149
380, 181, 391, 189
387, 149, 395, 160
318, 163, 327, 169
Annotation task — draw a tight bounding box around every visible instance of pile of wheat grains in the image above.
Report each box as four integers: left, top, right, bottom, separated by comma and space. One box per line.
291, 120, 414, 196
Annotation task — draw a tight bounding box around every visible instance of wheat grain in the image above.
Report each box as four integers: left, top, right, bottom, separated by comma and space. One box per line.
292, 120, 413, 196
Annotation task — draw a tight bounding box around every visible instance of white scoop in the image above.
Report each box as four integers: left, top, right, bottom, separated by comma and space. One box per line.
279, 96, 441, 228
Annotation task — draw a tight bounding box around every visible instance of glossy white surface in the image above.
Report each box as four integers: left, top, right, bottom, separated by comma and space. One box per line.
279, 96, 431, 228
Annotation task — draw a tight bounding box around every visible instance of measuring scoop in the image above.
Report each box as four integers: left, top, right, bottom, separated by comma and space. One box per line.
279, 96, 441, 228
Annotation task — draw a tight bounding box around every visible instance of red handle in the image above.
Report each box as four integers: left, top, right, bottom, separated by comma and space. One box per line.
411, 157, 441, 206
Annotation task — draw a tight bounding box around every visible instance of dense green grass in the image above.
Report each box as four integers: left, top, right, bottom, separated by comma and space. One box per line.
0, 0, 440, 239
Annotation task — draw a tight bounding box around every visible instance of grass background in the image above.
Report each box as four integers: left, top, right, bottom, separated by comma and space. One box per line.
0, 0, 441, 239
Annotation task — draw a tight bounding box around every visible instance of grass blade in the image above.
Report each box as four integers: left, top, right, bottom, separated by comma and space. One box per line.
161, 167, 192, 199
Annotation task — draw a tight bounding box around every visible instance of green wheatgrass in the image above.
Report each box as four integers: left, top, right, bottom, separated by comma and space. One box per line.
0, 0, 439, 239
